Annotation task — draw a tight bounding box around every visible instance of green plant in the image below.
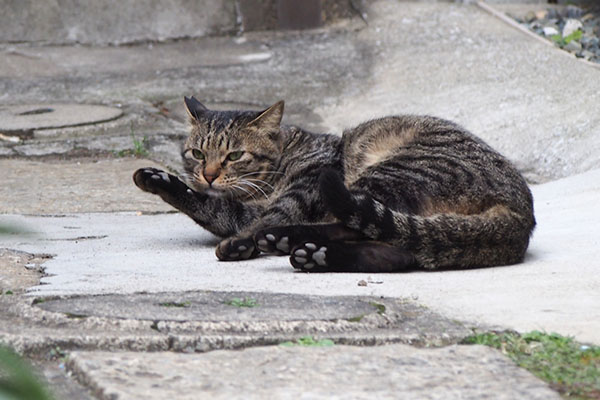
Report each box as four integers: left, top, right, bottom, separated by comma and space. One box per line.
158, 301, 191, 308
223, 297, 258, 308
131, 134, 149, 157
347, 314, 365, 323
369, 302, 386, 315
551, 30, 583, 48
115, 125, 150, 157
0, 346, 56, 400
1, 290, 14, 295
462, 331, 600, 398
280, 336, 335, 347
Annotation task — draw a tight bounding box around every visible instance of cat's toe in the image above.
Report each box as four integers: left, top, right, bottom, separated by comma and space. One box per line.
216, 237, 259, 261
290, 242, 328, 272
133, 167, 190, 195
134, 168, 163, 193
254, 228, 291, 255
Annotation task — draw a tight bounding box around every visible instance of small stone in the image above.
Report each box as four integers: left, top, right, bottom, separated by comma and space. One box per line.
543, 26, 559, 37
564, 40, 582, 52
357, 280, 367, 287
535, 10, 548, 21
581, 13, 594, 23
524, 11, 536, 23
577, 50, 595, 60
546, 9, 560, 20
562, 19, 583, 38
564, 5, 583, 19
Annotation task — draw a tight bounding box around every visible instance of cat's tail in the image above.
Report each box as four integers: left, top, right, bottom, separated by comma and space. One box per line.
319, 169, 534, 269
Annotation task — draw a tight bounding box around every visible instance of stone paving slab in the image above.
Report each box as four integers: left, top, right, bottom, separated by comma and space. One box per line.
0, 158, 172, 214
67, 345, 561, 400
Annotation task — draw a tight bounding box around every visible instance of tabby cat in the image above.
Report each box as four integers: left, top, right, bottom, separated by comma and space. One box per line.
133, 97, 535, 272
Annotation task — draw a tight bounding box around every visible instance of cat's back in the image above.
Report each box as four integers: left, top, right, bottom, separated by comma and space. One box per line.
342, 115, 533, 218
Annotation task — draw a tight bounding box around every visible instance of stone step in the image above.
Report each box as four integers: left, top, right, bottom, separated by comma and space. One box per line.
66, 345, 561, 400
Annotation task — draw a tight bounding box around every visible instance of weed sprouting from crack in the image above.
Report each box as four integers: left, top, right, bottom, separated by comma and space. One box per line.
223, 297, 258, 308
279, 336, 335, 347
158, 301, 191, 308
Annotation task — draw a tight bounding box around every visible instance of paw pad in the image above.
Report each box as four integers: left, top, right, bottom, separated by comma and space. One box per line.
291, 243, 328, 271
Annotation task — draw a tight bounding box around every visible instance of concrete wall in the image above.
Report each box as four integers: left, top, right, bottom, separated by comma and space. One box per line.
0, 0, 362, 45
0, 0, 237, 45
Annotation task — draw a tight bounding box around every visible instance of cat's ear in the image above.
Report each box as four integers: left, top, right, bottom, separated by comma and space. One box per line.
248, 101, 284, 132
184, 96, 208, 121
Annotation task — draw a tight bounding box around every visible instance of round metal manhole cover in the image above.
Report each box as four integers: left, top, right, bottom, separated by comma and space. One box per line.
0, 104, 123, 134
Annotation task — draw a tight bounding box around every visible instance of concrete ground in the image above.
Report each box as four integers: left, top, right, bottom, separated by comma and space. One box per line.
1, 1, 599, 399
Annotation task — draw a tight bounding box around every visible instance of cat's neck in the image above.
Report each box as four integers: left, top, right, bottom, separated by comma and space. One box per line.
274, 126, 343, 179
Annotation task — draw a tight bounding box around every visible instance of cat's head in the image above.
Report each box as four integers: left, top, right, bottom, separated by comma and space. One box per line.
182, 96, 284, 199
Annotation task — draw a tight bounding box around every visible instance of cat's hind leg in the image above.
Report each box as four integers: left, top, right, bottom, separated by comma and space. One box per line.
289, 240, 416, 272
254, 223, 362, 255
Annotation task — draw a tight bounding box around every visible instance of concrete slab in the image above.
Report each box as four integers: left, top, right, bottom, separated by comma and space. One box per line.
0, 104, 122, 134
36, 292, 380, 322
0, 158, 172, 214
2, 169, 599, 344
318, 2, 600, 183
67, 345, 561, 400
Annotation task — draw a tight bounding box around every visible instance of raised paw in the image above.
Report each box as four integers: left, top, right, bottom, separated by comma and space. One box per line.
254, 227, 294, 255
216, 236, 259, 261
133, 167, 189, 195
290, 242, 329, 272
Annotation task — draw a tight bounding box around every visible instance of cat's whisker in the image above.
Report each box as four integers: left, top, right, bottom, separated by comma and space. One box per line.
244, 178, 275, 191
239, 180, 269, 200
232, 184, 257, 201
238, 171, 284, 179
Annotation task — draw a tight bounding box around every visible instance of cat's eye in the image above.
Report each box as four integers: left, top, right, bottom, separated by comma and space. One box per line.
192, 149, 205, 160
226, 151, 244, 161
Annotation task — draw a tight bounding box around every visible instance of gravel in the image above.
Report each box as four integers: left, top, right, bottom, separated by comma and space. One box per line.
514, 4, 600, 63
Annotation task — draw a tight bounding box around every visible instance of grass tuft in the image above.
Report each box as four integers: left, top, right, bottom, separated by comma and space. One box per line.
158, 301, 191, 308
223, 297, 258, 308
462, 330, 600, 399
280, 336, 335, 347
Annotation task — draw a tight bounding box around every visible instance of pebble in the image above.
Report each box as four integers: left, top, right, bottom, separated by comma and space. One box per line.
563, 19, 583, 38
565, 5, 583, 19
543, 26, 559, 36
564, 40, 582, 52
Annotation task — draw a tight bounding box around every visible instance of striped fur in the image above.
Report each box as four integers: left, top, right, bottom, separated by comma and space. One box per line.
133, 98, 535, 271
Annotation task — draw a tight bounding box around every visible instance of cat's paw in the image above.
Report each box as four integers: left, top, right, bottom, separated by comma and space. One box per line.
216, 236, 259, 261
289, 242, 329, 272
133, 168, 189, 195
254, 227, 294, 255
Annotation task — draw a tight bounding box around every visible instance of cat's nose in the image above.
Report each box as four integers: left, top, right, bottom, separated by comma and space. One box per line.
203, 169, 219, 185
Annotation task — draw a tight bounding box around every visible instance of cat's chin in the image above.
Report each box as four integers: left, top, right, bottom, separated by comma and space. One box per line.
204, 187, 227, 198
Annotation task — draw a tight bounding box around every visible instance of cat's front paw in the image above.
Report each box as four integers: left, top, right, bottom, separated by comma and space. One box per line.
133, 168, 189, 195
216, 236, 259, 261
